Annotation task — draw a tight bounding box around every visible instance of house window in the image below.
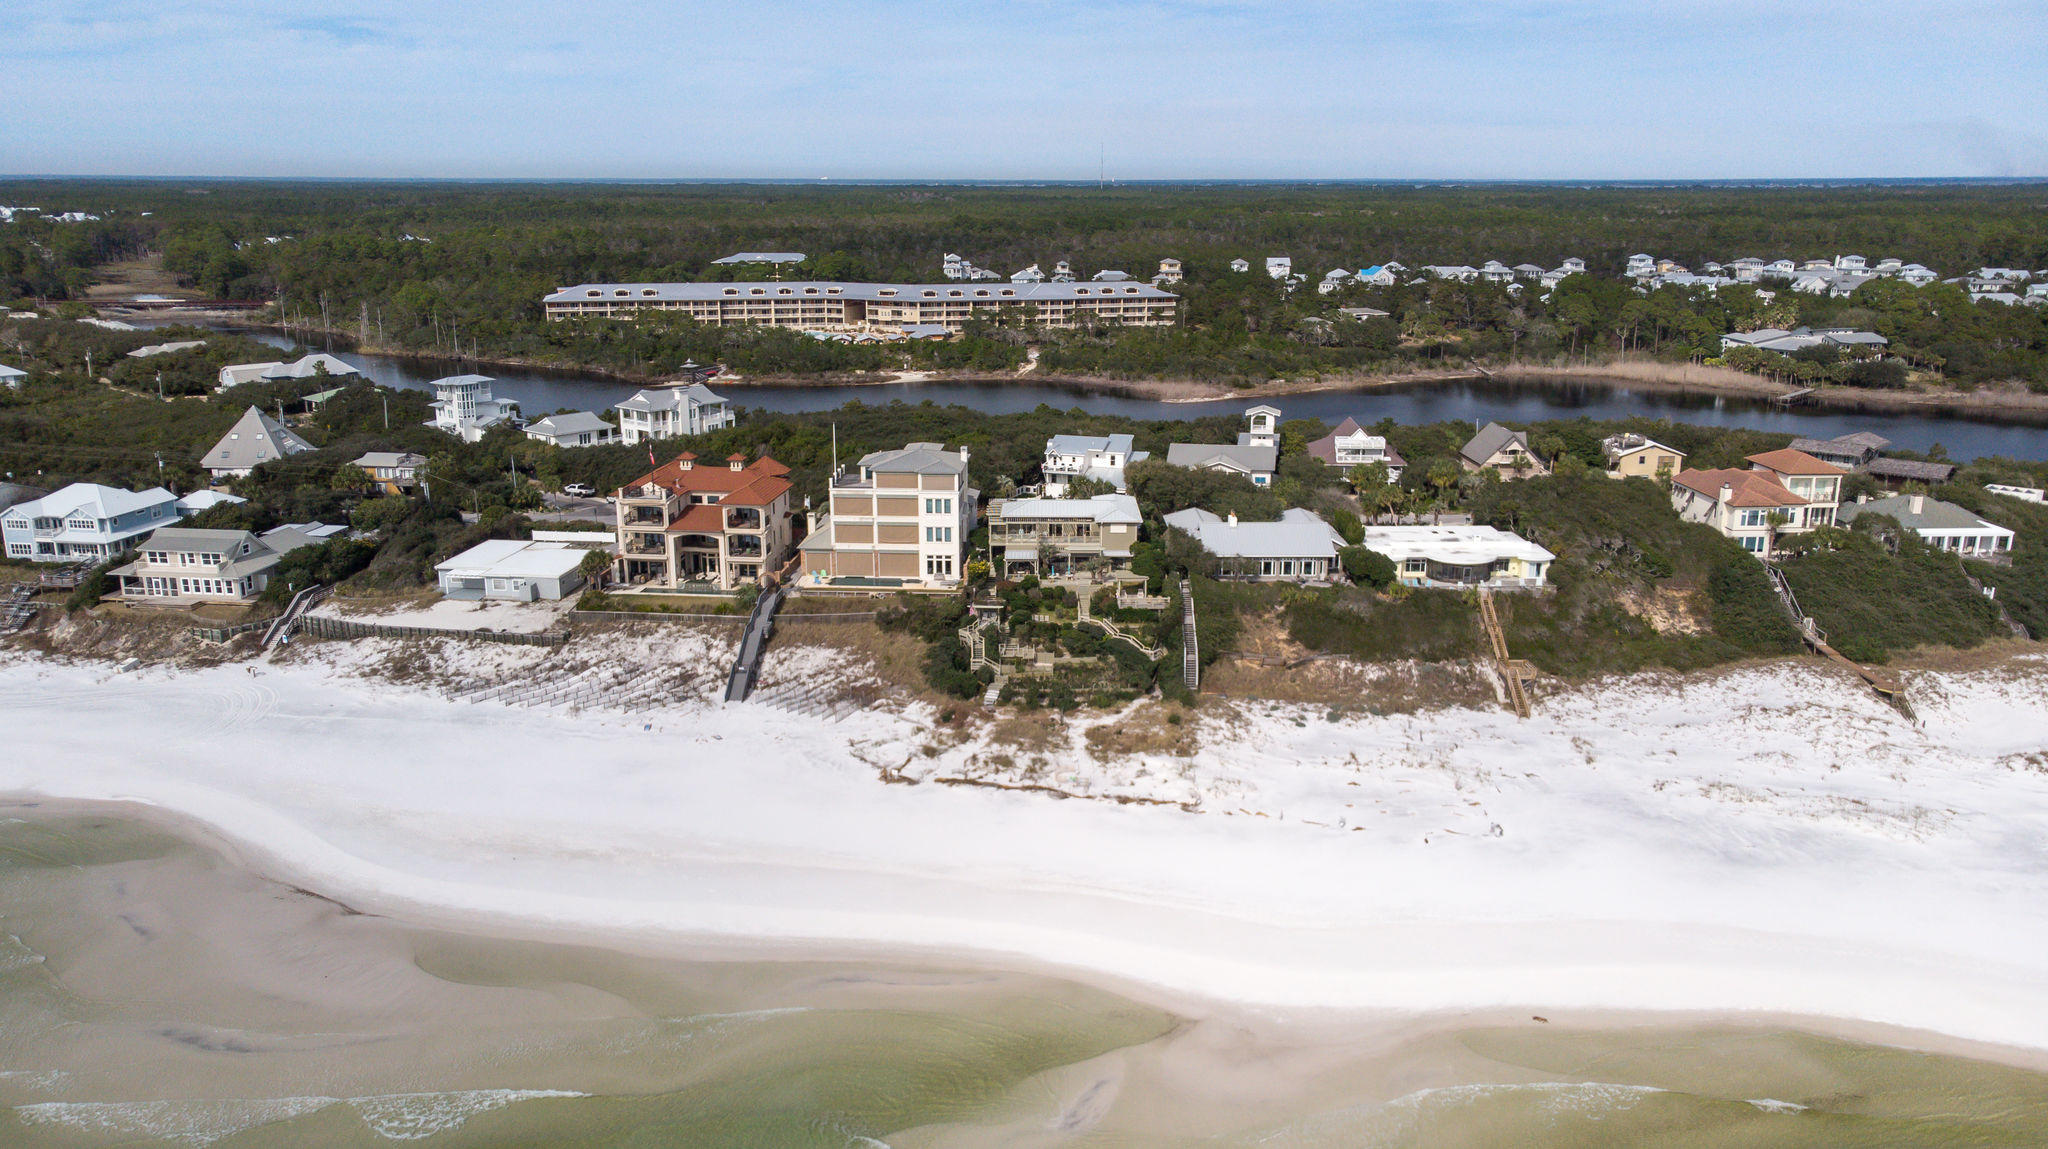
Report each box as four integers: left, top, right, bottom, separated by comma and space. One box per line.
924, 498, 952, 514
1404, 558, 1426, 573
1741, 536, 1767, 553
925, 555, 954, 576
1280, 560, 1295, 575
924, 526, 953, 543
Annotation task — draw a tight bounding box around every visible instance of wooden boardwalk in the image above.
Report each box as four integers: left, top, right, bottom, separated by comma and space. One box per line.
1477, 589, 1533, 719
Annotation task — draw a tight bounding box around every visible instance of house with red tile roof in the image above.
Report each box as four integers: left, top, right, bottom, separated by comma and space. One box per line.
611, 451, 796, 590
1668, 448, 1844, 558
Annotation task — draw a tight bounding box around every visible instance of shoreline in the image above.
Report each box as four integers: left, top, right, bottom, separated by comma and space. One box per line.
4, 644, 2048, 1064
16, 789, 2048, 1084
124, 310, 2048, 424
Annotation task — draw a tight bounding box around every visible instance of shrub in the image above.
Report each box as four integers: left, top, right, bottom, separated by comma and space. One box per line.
1339, 546, 1396, 588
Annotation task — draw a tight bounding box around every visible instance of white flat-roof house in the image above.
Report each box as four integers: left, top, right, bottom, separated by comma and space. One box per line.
426, 374, 519, 442
1, 483, 182, 563
200, 406, 316, 480
435, 539, 590, 601
543, 280, 1178, 332
524, 411, 620, 449
612, 385, 734, 445
1042, 433, 1148, 496
1360, 524, 1554, 588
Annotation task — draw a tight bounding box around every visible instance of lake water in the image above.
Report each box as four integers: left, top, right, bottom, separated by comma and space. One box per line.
188, 323, 2048, 461
5, 803, 2048, 1147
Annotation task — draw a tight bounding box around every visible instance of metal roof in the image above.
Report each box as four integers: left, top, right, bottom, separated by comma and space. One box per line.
857, 443, 969, 476
992, 494, 1141, 525
613, 384, 727, 414
435, 539, 589, 579
1046, 433, 1135, 457
1164, 442, 1277, 474
1162, 508, 1343, 560
525, 411, 614, 437
200, 407, 315, 472
1841, 495, 2010, 534
545, 280, 1177, 304
710, 252, 807, 264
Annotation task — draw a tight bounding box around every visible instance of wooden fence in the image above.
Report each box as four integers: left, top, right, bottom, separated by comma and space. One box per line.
188, 618, 273, 643
297, 615, 569, 647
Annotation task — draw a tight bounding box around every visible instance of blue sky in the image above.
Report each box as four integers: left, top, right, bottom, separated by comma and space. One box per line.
3, 1, 2044, 180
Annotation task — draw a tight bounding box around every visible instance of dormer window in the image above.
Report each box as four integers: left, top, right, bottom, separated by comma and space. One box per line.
614, 289, 629, 297
947, 290, 962, 297
879, 289, 897, 297
777, 287, 792, 295
827, 287, 843, 294
921, 290, 937, 297
748, 288, 765, 296
1000, 289, 1014, 296
641, 288, 657, 296
585, 289, 601, 297
973, 289, 989, 297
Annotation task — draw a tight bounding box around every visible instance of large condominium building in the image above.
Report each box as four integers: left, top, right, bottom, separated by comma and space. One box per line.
797, 443, 978, 588
612, 452, 796, 590
542, 280, 1178, 332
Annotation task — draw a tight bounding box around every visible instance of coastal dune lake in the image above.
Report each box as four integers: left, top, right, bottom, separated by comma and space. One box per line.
4, 805, 2048, 1147
179, 323, 2048, 462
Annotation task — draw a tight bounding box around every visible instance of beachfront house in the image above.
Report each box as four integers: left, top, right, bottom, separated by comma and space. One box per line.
1600, 432, 1686, 480
0, 363, 27, 389
199, 406, 316, 481
1358, 524, 1555, 589
1306, 418, 1406, 480
524, 411, 620, 449
1041, 433, 1148, 496
353, 451, 426, 495
797, 443, 977, 589
1669, 449, 1844, 557
426, 374, 519, 442
1162, 508, 1343, 582
612, 385, 734, 445
987, 493, 1141, 577
110, 525, 324, 604
1985, 484, 2046, 505
613, 451, 796, 591
1459, 422, 1548, 478
435, 539, 591, 601
1840, 494, 2015, 558
1, 483, 183, 563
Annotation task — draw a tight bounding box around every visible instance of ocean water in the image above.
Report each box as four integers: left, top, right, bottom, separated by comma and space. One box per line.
2, 807, 2046, 1147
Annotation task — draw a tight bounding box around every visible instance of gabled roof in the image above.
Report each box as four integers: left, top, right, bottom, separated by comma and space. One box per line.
1863, 458, 1956, 483
614, 384, 727, 414
1162, 507, 1343, 560
1459, 422, 1528, 465
1164, 442, 1277, 474
352, 451, 425, 469
1305, 418, 1406, 467
1746, 448, 1845, 477
525, 411, 614, 437
260, 353, 358, 380
1671, 468, 1806, 508
201, 407, 315, 472
1840, 495, 2008, 533
6, 483, 179, 523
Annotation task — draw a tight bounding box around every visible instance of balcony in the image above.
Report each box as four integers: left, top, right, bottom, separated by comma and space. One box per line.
725, 508, 763, 531
622, 506, 667, 526
726, 536, 764, 559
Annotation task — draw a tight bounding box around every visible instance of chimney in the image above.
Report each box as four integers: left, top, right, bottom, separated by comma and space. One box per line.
1227, 512, 1238, 527
728, 452, 746, 472
959, 445, 970, 466
1857, 493, 1869, 504
1909, 494, 1925, 515
1719, 482, 1733, 504
678, 451, 695, 471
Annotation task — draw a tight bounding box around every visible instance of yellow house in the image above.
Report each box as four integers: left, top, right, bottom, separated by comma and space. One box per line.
1602, 433, 1686, 480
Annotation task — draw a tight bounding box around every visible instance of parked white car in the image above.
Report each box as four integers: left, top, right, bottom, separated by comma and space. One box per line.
561, 483, 595, 497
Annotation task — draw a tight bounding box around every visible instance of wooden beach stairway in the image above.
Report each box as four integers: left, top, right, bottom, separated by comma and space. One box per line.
1179, 578, 1200, 691
1476, 588, 1533, 719
1761, 561, 1913, 719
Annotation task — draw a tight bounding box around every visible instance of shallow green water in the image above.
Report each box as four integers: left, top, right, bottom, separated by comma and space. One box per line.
3, 806, 2047, 1147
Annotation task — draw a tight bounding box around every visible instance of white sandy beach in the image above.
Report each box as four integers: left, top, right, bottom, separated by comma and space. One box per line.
5, 635, 2048, 1055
